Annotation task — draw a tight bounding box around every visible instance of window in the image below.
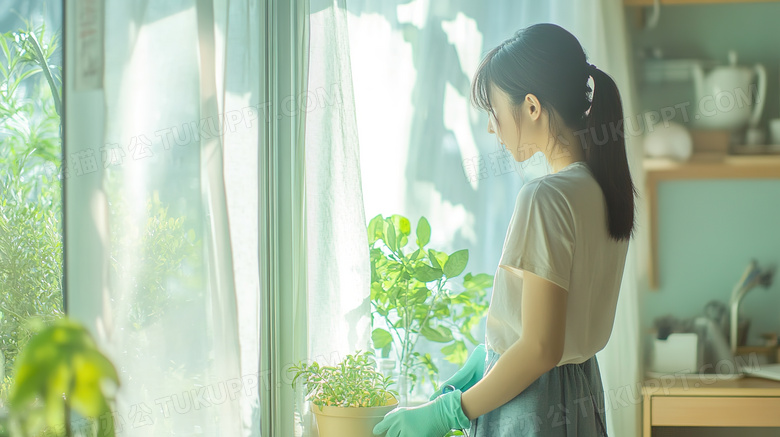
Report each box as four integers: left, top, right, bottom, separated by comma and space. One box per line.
0, 1, 63, 404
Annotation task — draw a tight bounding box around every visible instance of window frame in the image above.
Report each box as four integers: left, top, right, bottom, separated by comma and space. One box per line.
258, 1, 310, 436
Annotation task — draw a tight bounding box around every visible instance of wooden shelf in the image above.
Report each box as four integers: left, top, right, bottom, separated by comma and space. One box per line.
644, 155, 780, 289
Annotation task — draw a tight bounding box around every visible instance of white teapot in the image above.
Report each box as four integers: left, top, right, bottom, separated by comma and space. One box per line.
691, 50, 766, 131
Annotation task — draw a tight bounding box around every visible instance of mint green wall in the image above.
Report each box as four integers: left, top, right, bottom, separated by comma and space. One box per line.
628, 3, 780, 351
641, 179, 780, 346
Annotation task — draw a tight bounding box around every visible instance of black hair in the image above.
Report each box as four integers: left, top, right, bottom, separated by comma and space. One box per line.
471, 23, 637, 242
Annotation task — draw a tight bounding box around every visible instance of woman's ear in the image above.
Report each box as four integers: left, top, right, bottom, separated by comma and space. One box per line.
524, 93, 542, 121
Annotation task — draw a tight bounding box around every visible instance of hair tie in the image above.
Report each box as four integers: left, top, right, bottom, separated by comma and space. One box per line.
587, 63, 598, 76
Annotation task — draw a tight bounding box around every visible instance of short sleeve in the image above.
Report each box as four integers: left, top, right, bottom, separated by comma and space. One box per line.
498, 179, 575, 291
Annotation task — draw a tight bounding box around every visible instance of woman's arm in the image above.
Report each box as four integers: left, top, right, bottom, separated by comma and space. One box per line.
460, 266, 568, 420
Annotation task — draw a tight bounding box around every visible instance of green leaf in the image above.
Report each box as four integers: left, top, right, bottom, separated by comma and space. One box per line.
428, 249, 447, 270
441, 340, 468, 365
389, 284, 402, 304
391, 215, 411, 239
96, 400, 116, 437
9, 318, 119, 423
419, 352, 438, 374
427, 249, 441, 270
412, 264, 442, 283
443, 249, 469, 278
370, 282, 384, 301
416, 217, 431, 247
371, 328, 393, 349
410, 287, 429, 303
463, 272, 493, 290
420, 325, 454, 343
367, 214, 384, 245
385, 220, 397, 252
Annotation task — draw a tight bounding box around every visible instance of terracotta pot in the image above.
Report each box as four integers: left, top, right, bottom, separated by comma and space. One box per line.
311, 393, 398, 437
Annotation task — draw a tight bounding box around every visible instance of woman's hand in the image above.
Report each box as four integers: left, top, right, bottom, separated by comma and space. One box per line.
428, 344, 487, 401
373, 389, 471, 437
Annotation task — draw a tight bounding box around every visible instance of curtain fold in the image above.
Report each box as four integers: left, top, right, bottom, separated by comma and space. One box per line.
291, 0, 372, 435
66, 0, 252, 434
305, 0, 371, 363
221, 0, 262, 434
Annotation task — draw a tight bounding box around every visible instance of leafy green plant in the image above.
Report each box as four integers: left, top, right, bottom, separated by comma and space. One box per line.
0, 181, 63, 381
7, 317, 119, 437
288, 350, 398, 408
0, 21, 64, 384
367, 214, 492, 398
0, 22, 62, 169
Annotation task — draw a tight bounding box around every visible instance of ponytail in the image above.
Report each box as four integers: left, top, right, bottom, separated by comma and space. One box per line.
585, 67, 637, 242
471, 23, 637, 242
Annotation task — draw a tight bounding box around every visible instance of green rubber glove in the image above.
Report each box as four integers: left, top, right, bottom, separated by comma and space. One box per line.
428, 343, 487, 401
372, 388, 471, 437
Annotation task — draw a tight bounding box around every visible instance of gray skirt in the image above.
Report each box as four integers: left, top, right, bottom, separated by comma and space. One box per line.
467, 348, 608, 437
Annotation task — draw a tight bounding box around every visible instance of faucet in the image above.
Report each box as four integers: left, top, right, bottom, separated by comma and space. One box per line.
729, 259, 776, 354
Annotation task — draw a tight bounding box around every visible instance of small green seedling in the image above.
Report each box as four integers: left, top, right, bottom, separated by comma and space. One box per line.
289, 350, 398, 408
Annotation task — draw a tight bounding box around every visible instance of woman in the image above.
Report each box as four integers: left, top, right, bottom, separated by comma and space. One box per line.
373, 22, 636, 437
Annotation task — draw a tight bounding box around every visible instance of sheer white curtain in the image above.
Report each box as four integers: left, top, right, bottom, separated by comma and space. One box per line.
65, 0, 260, 435
291, 0, 373, 435
344, 0, 644, 436
221, 1, 262, 435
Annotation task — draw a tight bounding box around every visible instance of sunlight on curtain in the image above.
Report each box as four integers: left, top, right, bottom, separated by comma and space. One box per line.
293, 0, 373, 435
84, 1, 246, 434
346, 0, 643, 435
220, 1, 262, 435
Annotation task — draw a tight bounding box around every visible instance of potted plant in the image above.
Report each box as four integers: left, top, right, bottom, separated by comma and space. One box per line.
367, 214, 492, 405
288, 350, 399, 437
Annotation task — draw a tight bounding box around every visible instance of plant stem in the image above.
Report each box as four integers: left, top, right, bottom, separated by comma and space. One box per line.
408, 281, 440, 361
65, 358, 76, 437
27, 31, 60, 119
64, 403, 71, 437
384, 268, 403, 299
406, 278, 448, 388
372, 267, 407, 364
381, 312, 404, 364
0, 303, 26, 323
402, 272, 411, 383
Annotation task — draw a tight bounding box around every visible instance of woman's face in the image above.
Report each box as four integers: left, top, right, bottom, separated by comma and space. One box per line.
487, 84, 543, 162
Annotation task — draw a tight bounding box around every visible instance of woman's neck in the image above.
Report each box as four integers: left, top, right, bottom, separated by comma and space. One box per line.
546, 128, 586, 173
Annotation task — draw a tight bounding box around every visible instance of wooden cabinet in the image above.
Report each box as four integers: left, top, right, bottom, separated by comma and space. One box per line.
642, 375, 780, 435
644, 155, 780, 289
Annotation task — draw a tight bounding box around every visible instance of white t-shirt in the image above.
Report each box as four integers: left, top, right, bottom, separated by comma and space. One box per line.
484, 160, 629, 366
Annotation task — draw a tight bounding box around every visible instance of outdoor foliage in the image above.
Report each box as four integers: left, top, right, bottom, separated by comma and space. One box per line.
0, 21, 64, 383
105, 178, 201, 331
